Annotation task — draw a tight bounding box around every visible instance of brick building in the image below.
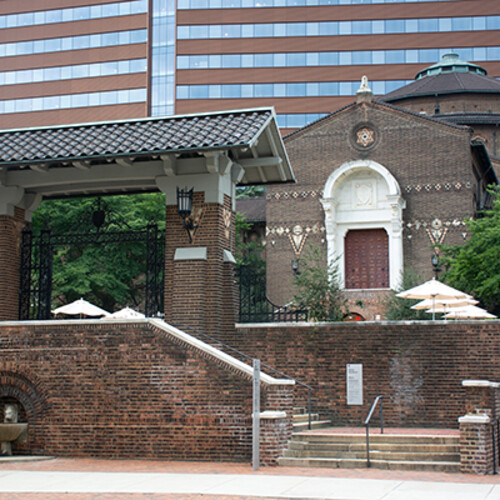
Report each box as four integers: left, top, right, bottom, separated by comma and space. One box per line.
265, 59, 498, 319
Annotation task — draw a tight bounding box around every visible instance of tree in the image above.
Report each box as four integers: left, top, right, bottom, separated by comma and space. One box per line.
383, 268, 429, 320
292, 246, 346, 322
31, 193, 166, 312
440, 187, 500, 316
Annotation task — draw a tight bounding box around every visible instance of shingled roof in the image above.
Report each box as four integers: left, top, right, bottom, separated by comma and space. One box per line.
0, 108, 295, 198
0, 108, 274, 165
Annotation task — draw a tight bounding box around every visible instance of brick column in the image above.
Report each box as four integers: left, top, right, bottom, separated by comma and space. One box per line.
459, 380, 499, 474
0, 207, 26, 320
259, 383, 294, 466
163, 192, 236, 338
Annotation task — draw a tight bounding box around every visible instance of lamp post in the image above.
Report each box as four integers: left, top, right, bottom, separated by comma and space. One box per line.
431, 253, 441, 280
176, 187, 198, 243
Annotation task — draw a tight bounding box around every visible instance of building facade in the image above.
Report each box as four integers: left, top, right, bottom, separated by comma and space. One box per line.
265, 72, 497, 319
0, 0, 499, 132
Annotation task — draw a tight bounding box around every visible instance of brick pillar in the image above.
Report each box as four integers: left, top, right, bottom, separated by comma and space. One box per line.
459, 380, 499, 474
0, 207, 26, 320
259, 383, 294, 466
164, 192, 236, 338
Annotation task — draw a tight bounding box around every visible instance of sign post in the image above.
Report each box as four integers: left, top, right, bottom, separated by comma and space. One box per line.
252, 358, 261, 471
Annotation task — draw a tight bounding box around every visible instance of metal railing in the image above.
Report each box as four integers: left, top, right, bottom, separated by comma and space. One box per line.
172, 322, 314, 429
364, 395, 384, 467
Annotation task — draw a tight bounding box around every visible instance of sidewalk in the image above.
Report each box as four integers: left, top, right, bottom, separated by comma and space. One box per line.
0, 458, 499, 500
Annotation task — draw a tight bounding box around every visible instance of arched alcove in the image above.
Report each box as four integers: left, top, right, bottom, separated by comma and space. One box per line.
321, 160, 405, 290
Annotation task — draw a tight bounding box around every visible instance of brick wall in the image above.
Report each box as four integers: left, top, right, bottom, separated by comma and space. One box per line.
266, 100, 477, 314
234, 321, 500, 428
0, 208, 26, 321
0, 320, 292, 461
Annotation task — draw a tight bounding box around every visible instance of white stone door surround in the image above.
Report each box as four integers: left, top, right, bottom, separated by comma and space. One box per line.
321, 159, 405, 290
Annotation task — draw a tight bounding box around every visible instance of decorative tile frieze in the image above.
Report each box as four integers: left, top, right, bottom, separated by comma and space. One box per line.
405, 218, 469, 244
266, 223, 325, 255
404, 181, 472, 193
266, 190, 320, 201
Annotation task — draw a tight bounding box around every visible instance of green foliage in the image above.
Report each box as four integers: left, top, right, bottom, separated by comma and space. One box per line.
440, 187, 500, 316
292, 246, 346, 322
234, 212, 265, 275
235, 185, 266, 199
32, 193, 165, 312
383, 268, 429, 320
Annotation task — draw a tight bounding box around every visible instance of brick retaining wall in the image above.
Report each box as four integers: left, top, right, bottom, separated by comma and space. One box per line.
0, 320, 293, 461
234, 321, 500, 428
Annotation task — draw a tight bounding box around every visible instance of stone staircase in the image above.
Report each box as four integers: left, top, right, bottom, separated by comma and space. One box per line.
279, 430, 460, 472
293, 408, 331, 431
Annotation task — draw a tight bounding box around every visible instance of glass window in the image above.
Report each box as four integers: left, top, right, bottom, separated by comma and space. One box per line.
339, 21, 351, 35
352, 51, 371, 64
177, 56, 189, 69
209, 85, 221, 98
274, 83, 287, 97
18, 12, 34, 25
385, 50, 404, 63
222, 25, 241, 37
222, 54, 240, 67
209, 25, 222, 37
339, 52, 352, 65
473, 17, 486, 30
74, 6, 90, 20
102, 3, 119, 17
452, 17, 472, 31
274, 23, 287, 37
177, 27, 190, 39
254, 54, 273, 66
177, 86, 189, 99
288, 83, 306, 96
103, 32, 119, 46
222, 84, 240, 97
209, 54, 222, 67
405, 19, 418, 32
190, 86, 210, 98
406, 50, 418, 63
319, 52, 339, 65
372, 20, 384, 33
418, 18, 438, 31
286, 23, 306, 36
306, 53, 319, 66
46, 38, 62, 52
255, 24, 274, 37
439, 18, 452, 31
286, 53, 306, 66
372, 50, 385, 64
242, 24, 255, 37
352, 21, 370, 34
386, 19, 405, 33
45, 67, 61, 80
241, 84, 254, 97
241, 54, 254, 67
255, 84, 273, 97
486, 16, 500, 30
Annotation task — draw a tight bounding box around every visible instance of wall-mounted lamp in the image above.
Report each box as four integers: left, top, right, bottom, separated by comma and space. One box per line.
291, 259, 300, 276
431, 253, 441, 279
177, 187, 198, 243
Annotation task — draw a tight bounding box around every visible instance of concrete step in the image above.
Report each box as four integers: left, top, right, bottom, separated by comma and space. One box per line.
283, 448, 460, 462
293, 432, 458, 445
278, 456, 460, 472
287, 440, 459, 454
293, 413, 321, 423
280, 430, 460, 472
293, 420, 332, 431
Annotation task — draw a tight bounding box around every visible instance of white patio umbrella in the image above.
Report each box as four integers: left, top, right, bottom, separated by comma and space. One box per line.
411, 297, 478, 312
52, 298, 109, 318
443, 305, 497, 320
397, 278, 471, 320
103, 307, 145, 319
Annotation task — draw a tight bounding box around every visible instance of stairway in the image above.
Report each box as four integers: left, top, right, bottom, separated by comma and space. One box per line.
293, 408, 331, 431
279, 430, 460, 472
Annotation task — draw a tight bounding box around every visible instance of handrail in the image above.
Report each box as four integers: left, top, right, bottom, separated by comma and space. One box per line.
364, 395, 384, 467
172, 322, 314, 430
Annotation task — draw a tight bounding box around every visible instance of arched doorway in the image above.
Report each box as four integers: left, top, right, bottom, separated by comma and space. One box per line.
321, 160, 405, 290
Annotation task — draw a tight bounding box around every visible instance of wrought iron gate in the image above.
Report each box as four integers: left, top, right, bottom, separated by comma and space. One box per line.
238, 266, 308, 323
19, 224, 165, 320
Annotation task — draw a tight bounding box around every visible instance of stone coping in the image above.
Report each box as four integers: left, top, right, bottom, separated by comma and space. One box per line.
236, 320, 500, 327
462, 380, 500, 388
259, 411, 287, 420
0, 319, 295, 387
458, 414, 491, 424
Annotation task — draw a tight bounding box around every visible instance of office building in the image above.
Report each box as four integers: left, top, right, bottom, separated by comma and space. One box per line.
0, 0, 498, 132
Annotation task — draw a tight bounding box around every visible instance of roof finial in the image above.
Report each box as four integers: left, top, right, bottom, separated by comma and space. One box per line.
356, 75, 373, 103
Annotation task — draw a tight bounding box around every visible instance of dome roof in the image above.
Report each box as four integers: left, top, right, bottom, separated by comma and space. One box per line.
382, 53, 500, 103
